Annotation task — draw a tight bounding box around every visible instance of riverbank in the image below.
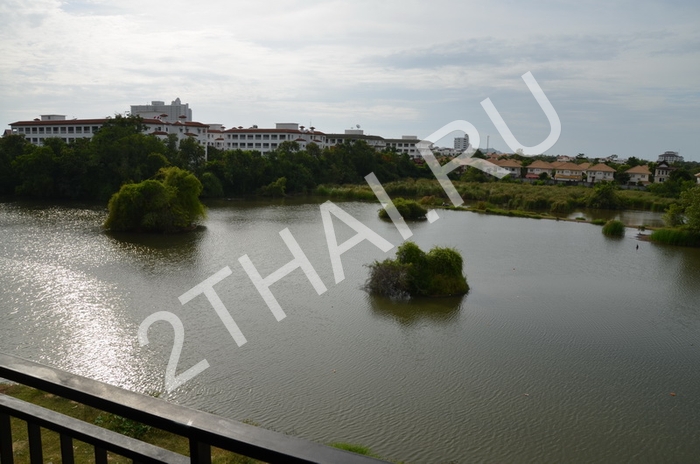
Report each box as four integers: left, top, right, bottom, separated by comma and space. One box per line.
315, 179, 675, 213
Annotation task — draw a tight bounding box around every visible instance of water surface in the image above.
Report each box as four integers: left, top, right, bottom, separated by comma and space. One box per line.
1, 199, 698, 463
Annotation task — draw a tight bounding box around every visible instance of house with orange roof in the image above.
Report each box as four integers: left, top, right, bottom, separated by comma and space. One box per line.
626, 165, 652, 185
695, 172, 700, 184
525, 160, 554, 179
553, 162, 585, 182
586, 163, 616, 183
493, 158, 522, 178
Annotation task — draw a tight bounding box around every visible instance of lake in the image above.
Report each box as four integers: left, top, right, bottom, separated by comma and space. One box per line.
1, 199, 699, 463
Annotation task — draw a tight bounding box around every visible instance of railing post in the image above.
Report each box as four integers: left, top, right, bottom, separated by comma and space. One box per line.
94, 446, 108, 464
60, 433, 75, 464
189, 438, 211, 464
27, 422, 42, 464
0, 412, 14, 464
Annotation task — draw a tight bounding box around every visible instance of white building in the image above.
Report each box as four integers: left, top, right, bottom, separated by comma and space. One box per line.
586, 163, 616, 183
9, 115, 210, 151
454, 135, 469, 151
220, 123, 326, 153
385, 136, 420, 157
326, 129, 387, 151
130, 98, 192, 123
657, 151, 684, 163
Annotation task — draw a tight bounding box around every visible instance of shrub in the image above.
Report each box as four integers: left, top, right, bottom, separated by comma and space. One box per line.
378, 197, 428, 220
259, 177, 286, 197
591, 219, 607, 225
602, 219, 625, 237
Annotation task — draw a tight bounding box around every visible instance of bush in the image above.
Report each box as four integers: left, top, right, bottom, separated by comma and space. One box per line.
602, 219, 625, 237
378, 197, 427, 220
365, 241, 469, 299
591, 219, 607, 225
259, 177, 286, 197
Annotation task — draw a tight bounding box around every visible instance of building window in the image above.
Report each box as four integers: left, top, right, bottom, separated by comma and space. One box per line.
76, 127, 82, 133
255, 134, 262, 140
255, 143, 261, 148
247, 134, 254, 139
60, 127, 66, 133
92, 126, 99, 132
271, 134, 278, 140
38, 127, 45, 133
271, 143, 278, 148
263, 134, 269, 140
84, 126, 90, 132
263, 143, 269, 148
68, 127, 74, 133
279, 134, 286, 140
32, 127, 37, 133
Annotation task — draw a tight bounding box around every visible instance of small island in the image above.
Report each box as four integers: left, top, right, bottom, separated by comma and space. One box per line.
365, 241, 469, 299
104, 166, 206, 233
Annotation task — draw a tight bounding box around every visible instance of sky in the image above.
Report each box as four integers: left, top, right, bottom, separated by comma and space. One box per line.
1, 0, 698, 161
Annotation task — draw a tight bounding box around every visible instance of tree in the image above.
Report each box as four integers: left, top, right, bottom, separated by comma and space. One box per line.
587, 182, 623, 209
680, 186, 700, 231
104, 167, 205, 233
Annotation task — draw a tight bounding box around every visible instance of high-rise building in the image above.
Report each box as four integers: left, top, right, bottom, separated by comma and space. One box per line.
130, 98, 192, 123
454, 135, 470, 151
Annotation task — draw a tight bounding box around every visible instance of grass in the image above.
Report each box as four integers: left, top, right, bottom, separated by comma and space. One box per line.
602, 220, 625, 237
314, 179, 675, 214
0, 384, 385, 463
650, 228, 700, 247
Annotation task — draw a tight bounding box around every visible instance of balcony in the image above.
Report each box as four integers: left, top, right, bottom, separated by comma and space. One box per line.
0, 353, 386, 463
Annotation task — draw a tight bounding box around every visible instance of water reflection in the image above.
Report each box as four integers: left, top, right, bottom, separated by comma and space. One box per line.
367, 293, 465, 326
105, 228, 206, 275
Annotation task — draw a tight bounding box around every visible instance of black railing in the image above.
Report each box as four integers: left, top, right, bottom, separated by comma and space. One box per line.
0, 353, 387, 463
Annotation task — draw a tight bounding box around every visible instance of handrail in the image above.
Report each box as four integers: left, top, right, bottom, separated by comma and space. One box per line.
0, 353, 387, 463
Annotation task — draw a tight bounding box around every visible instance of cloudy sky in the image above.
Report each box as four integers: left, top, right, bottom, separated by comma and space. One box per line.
1, 0, 698, 160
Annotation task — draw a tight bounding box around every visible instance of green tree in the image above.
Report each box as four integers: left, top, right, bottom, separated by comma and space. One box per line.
587, 182, 623, 209
104, 167, 205, 233
12, 146, 56, 197
680, 186, 700, 231
0, 135, 30, 194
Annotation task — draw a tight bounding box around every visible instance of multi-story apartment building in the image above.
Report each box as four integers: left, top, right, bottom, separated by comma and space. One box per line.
220, 123, 326, 153
454, 136, 469, 151
130, 98, 192, 123
9, 115, 210, 148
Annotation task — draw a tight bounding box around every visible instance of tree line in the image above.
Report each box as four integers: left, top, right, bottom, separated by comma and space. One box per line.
0, 115, 432, 202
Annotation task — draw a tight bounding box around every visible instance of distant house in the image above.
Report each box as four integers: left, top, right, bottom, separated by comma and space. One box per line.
525, 160, 554, 179
493, 158, 522, 178
657, 151, 684, 163
586, 163, 616, 183
557, 155, 574, 163
654, 160, 676, 183
626, 165, 652, 185
554, 162, 585, 182
696, 172, 700, 185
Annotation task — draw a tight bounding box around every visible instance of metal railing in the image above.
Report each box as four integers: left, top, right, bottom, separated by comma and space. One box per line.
0, 353, 387, 463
